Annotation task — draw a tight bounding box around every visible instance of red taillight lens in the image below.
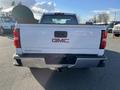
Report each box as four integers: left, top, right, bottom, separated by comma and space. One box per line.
13, 28, 21, 48
100, 30, 107, 49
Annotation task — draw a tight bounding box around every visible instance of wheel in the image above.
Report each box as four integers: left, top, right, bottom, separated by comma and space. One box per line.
97, 60, 105, 67
13, 59, 22, 66
56, 67, 69, 72
107, 29, 112, 33
114, 34, 120, 37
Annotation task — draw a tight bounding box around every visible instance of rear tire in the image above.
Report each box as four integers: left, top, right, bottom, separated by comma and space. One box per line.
97, 60, 105, 67
108, 30, 112, 33
13, 59, 22, 66
56, 67, 69, 72
114, 34, 120, 37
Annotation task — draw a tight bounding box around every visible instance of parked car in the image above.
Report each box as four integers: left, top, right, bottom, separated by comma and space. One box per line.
113, 24, 120, 37
86, 21, 93, 25
106, 21, 120, 33
0, 16, 16, 34
13, 5, 107, 71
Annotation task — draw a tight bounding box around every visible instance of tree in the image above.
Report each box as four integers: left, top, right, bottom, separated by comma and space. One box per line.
11, 1, 16, 6
0, 7, 3, 11
91, 15, 97, 23
97, 13, 110, 24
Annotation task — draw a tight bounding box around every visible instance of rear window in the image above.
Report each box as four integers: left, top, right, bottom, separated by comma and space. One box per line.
40, 14, 78, 25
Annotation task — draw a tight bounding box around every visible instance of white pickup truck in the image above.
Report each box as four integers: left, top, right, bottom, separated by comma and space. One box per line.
13, 12, 107, 70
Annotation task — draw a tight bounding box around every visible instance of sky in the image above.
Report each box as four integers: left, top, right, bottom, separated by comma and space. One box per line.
0, 0, 36, 8
53, 0, 120, 20
0, 0, 120, 21
54, 0, 120, 12
35, 0, 120, 21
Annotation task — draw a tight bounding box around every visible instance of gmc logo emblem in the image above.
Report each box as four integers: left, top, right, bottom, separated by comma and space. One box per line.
52, 38, 69, 43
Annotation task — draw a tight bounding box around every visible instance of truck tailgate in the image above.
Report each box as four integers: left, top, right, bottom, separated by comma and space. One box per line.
18, 24, 105, 54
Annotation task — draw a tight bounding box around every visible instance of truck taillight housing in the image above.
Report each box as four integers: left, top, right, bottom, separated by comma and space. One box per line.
100, 30, 107, 49
13, 28, 21, 48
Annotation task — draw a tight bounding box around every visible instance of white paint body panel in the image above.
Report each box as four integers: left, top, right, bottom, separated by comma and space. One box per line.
17, 24, 105, 56
113, 24, 120, 34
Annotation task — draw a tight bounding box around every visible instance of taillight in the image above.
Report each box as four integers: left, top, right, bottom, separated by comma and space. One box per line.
100, 30, 107, 49
13, 28, 21, 48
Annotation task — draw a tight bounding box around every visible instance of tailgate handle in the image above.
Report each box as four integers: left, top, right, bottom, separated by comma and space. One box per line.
54, 31, 67, 38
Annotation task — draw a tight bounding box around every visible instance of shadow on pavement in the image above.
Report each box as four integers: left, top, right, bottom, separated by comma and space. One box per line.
30, 50, 120, 90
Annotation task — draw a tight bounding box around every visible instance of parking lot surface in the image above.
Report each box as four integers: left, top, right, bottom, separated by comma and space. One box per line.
0, 34, 120, 90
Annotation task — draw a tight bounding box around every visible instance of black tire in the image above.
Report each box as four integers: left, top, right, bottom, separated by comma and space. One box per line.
14, 59, 23, 66
109, 31, 112, 33
107, 29, 112, 33
56, 67, 68, 72
114, 34, 120, 37
97, 60, 105, 67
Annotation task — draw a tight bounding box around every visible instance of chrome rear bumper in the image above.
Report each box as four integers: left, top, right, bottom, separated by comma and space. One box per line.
13, 54, 107, 69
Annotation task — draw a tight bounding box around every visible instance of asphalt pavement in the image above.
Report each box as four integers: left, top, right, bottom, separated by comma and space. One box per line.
0, 34, 120, 90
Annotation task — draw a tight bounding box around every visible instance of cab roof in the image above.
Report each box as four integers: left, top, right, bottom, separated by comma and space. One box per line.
43, 12, 76, 16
